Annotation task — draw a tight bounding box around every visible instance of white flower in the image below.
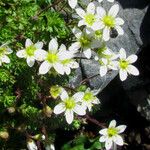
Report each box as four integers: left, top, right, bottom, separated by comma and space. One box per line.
27, 139, 37, 150
0, 43, 13, 66
118, 48, 139, 81
45, 144, 55, 150
16, 39, 44, 67
80, 88, 100, 111
95, 48, 118, 77
54, 90, 86, 124
68, 0, 77, 9
69, 27, 100, 59
38, 38, 71, 75
97, 4, 124, 41
99, 120, 127, 150
98, 0, 114, 3
75, 2, 101, 30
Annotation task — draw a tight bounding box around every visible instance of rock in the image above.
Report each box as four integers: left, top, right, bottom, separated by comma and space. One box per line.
73, 0, 150, 92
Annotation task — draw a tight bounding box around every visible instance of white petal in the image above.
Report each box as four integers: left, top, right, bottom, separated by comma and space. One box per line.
27, 57, 35, 67
25, 39, 33, 47
54, 103, 65, 114
60, 90, 69, 101
101, 58, 108, 65
16, 50, 26, 58
103, 27, 110, 41
92, 21, 104, 30
116, 125, 127, 133
87, 2, 95, 14
49, 38, 58, 53
69, 42, 81, 53
1, 55, 10, 63
53, 63, 64, 75
92, 98, 100, 104
70, 61, 79, 68
108, 4, 119, 17
109, 61, 119, 70
119, 48, 126, 59
74, 104, 86, 116
68, 0, 77, 9
99, 136, 108, 142
109, 120, 116, 128
115, 26, 124, 35
34, 50, 47, 61
64, 66, 71, 75
105, 138, 113, 150
98, 0, 103, 2
119, 69, 128, 81
35, 42, 43, 49
83, 49, 91, 59
100, 66, 108, 77
97, 7, 106, 19
127, 65, 139, 76
39, 61, 52, 74
99, 129, 107, 135
113, 135, 124, 146
78, 20, 85, 27
6, 48, 13, 54
115, 18, 124, 26
108, 0, 114, 2
126, 55, 137, 63
65, 110, 74, 124
59, 44, 66, 52
73, 92, 84, 102
76, 8, 86, 18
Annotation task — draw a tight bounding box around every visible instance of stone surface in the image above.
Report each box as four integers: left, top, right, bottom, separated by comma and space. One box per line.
73, 0, 150, 92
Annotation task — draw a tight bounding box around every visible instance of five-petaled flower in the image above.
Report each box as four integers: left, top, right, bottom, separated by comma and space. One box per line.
118, 48, 139, 81
0, 43, 13, 66
16, 38, 44, 67
99, 120, 126, 150
54, 89, 86, 124
97, 4, 124, 41
76, 2, 101, 31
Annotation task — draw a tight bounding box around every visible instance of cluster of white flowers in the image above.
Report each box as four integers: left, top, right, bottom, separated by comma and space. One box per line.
99, 120, 126, 150
54, 88, 100, 124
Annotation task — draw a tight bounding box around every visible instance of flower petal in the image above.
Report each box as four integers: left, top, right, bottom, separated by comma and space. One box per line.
73, 92, 84, 102
53, 63, 64, 75
74, 104, 86, 116
109, 120, 116, 128
126, 55, 137, 63
49, 38, 58, 53
119, 48, 126, 59
127, 65, 139, 76
115, 18, 124, 26
78, 20, 85, 27
59, 44, 66, 52
116, 125, 127, 133
65, 110, 74, 124
69, 42, 81, 53
16, 50, 26, 58
99, 135, 108, 142
76, 8, 86, 18
99, 129, 107, 135
1, 55, 10, 63
60, 90, 69, 101
113, 135, 124, 146
34, 50, 47, 61
97, 7, 106, 19
87, 2, 95, 14
27, 57, 35, 67
115, 26, 124, 35
54, 103, 65, 114
108, 4, 119, 17
100, 66, 108, 77
83, 48, 91, 59
103, 27, 110, 41
119, 69, 128, 81
68, 0, 77, 9
39, 61, 52, 74
25, 39, 33, 47
35, 42, 43, 49
105, 138, 113, 150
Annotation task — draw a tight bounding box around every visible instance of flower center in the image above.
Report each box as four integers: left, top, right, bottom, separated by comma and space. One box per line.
85, 14, 96, 26
0, 47, 6, 56
107, 128, 118, 137
119, 60, 129, 69
26, 45, 36, 56
46, 52, 58, 63
95, 30, 102, 39
103, 15, 115, 27
79, 36, 91, 47
83, 92, 94, 102
50, 85, 62, 99
65, 98, 76, 109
